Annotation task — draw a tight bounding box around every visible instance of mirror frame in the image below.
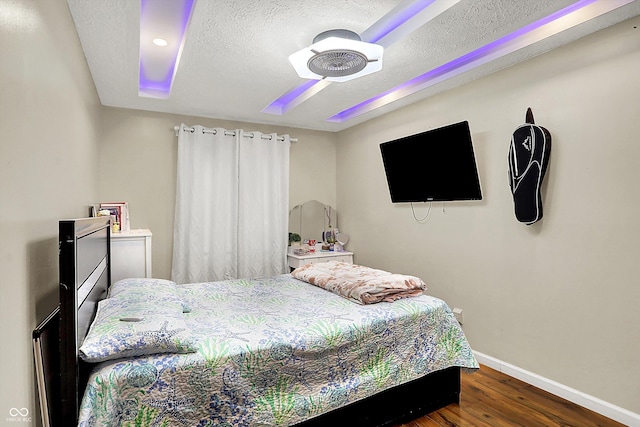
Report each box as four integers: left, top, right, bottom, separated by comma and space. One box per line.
289, 200, 337, 243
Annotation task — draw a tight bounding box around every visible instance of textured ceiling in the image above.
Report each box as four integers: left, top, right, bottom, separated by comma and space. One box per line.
67, 0, 640, 132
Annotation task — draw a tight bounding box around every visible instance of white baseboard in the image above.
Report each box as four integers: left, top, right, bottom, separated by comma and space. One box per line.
473, 351, 640, 427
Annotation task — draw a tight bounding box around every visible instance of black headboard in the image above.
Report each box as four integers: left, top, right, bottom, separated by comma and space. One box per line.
59, 217, 111, 425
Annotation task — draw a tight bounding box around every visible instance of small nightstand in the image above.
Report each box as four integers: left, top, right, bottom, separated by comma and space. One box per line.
110, 229, 152, 282
287, 251, 353, 270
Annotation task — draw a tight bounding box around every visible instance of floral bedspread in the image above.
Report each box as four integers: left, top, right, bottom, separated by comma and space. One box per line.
78, 274, 478, 427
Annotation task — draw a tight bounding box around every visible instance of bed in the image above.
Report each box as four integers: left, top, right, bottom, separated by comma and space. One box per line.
56, 217, 478, 426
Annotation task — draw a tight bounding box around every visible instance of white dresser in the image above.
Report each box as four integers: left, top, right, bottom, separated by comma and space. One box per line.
287, 250, 353, 270
110, 229, 152, 282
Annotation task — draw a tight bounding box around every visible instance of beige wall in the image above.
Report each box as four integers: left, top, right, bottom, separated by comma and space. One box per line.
99, 108, 337, 279
0, 0, 102, 422
336, 17, 640, 414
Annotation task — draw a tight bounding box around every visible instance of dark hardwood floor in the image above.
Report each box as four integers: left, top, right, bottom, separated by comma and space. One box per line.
394, 365, 625, 427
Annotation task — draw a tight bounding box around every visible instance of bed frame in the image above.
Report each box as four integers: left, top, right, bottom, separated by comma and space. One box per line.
58, 216, 111, 425
53, 216, 460, 426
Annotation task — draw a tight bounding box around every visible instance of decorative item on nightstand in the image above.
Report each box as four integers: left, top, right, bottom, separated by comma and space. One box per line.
324, 226, 337, 251
289, 233, 301, 246
336, 233, 349, 252
307, 239, 317, 253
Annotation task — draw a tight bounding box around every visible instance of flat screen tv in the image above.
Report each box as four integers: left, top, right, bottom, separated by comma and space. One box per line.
379, 120, 482, 203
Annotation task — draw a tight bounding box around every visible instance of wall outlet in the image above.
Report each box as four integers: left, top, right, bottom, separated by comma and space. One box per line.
452, 307, 464, 325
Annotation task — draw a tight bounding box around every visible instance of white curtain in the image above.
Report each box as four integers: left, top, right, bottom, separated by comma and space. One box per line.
171, 124, 290, 284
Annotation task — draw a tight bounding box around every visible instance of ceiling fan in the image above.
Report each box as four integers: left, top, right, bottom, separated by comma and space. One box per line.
289, 29, 384, 82
262, 0, 462, 114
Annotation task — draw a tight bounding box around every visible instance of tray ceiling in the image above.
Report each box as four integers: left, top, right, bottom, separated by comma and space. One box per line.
67, 0, 640, 132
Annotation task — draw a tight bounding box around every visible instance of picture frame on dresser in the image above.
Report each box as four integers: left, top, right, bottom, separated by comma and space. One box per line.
99, 202, 130, 232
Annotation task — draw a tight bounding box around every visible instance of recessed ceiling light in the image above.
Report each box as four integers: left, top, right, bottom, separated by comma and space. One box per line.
138, 0, 197, 99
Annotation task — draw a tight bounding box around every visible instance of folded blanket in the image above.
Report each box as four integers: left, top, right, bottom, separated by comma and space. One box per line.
291, 261, 427, 304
